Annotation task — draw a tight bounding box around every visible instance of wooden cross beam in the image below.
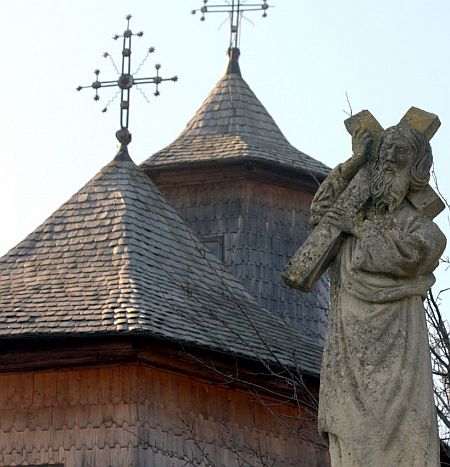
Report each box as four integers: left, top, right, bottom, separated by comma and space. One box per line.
282, 107, 444, 293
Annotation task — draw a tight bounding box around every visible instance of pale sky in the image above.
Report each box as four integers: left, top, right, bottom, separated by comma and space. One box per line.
1, 0, 450, 292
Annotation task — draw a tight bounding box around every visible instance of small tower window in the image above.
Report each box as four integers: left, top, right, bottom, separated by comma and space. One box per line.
201, 236, 224, 262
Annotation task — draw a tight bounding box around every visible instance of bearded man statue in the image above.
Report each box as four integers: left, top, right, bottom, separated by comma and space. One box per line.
310, 123, 446, 466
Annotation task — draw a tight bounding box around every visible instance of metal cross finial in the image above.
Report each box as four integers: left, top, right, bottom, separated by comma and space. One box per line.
77, 14, 178, 149
191, 0, 271, 49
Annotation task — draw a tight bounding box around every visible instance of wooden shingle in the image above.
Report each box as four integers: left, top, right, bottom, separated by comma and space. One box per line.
0, 150, 322, 376
142, 48, 330, 342
141, 48, 330, 179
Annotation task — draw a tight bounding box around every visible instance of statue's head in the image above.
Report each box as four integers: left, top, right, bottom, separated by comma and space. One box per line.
370, 124, 432, 213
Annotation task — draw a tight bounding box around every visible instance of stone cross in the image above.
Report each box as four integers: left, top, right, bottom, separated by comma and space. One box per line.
282, 107, 444, 292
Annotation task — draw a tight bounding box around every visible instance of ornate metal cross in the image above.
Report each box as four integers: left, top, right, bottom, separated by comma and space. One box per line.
192, 0, 271, 49
77, 14, 178, 148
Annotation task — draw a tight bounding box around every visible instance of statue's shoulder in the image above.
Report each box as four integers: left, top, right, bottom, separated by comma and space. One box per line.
400, 199, 447, 249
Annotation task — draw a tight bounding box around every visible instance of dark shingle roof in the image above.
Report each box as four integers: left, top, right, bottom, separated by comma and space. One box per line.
0, 151, 322, 375
141, 48, 330, 179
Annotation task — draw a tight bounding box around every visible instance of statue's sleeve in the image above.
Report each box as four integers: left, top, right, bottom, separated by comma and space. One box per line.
310, 162, 352, 225
353, 214, 446, 278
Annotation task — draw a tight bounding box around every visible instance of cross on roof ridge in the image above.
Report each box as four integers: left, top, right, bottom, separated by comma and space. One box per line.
77, 14, 178, 153
192, 0, 271, 50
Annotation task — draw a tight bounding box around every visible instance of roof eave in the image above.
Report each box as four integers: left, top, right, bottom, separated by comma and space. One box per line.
142, 156, 329, 184
0, 331, 322, 378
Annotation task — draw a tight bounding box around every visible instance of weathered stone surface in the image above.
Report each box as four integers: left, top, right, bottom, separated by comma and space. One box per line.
282, 107, 444, 292
282, 166, 370, 292
400, 105, 441, 139
283, 108, 447, 466
344, 110, 384, 160
408, 182, 446, 219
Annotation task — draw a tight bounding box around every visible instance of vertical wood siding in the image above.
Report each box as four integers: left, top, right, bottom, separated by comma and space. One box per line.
0, 365, 329, 467
159, 177, 328, 343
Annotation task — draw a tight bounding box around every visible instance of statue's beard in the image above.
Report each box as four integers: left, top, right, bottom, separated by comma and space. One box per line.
370, 161, 410, 213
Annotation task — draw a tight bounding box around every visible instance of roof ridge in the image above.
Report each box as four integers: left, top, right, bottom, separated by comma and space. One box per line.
0, 158, 144, 333
179, 70, 288, 143
225, 47, 242, 76
0, 155, 323, 374
110, 190, 143, 332
142, 55, 330, 178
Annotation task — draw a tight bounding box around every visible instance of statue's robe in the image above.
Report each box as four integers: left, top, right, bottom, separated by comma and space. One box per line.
314, 164, 447, 467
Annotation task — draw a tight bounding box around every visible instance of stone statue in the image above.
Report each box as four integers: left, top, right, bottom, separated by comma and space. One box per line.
282, 108, 447, 466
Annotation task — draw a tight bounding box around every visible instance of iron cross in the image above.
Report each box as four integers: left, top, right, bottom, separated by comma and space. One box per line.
192, 0, 271, 49
77, 14, 178, 147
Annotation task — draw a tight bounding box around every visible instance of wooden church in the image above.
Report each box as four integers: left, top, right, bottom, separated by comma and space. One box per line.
142, 47, 330, 342
0, 10, 331, 467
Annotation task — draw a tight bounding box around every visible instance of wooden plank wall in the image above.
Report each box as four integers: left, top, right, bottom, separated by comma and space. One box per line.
0, 364, 329, 466
159, 175, 329, 342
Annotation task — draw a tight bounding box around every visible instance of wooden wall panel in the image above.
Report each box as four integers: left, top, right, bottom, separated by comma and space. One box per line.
0, 364, 329, 467
159, 176, 329, 342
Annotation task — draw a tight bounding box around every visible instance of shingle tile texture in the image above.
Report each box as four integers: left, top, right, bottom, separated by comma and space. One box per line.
141, 52, 330, 178
0, 154, 322, 375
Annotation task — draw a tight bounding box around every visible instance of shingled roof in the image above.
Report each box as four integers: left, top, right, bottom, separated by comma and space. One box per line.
141, 48, 330, 179
0, 150, 322, 375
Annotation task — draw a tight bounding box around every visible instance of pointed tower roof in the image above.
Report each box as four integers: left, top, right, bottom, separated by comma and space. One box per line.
0, 152, 321, 375
141, 48, 330, 179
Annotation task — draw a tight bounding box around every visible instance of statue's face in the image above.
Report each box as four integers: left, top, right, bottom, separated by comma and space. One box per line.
371, 128, 415, 213
379, 131, 414, 175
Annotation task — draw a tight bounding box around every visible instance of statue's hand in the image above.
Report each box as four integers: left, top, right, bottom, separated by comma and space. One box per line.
340, 128, 373, 181
352, 127, 372, 162
323, 207, 362, 237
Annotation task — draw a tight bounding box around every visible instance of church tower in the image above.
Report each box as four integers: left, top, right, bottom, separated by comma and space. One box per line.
141, 45, 330, 342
